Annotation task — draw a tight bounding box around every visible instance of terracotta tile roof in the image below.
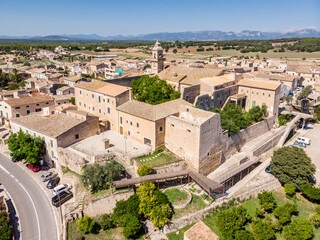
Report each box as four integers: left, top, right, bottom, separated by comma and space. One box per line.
75, 80, 130, 97
5, 95, 53, 107
238, 79, 281, 91
117, 98, 192, 121
184, 221, 219, 240
11, 113, 85, 138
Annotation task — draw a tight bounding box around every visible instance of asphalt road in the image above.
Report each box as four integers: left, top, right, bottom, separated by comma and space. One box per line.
0, 154, 59, 240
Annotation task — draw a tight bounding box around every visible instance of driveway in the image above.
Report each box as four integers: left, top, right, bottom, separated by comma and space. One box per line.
0, 154, 59, 240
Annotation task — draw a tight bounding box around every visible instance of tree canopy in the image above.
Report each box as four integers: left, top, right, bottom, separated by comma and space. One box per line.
258, 191, 277, 212
270, 146, 315, 189
137, 164, 153, 176
81, 160, 124, 193
132, 75, 181, 105
0, 211, 12, 240
283, 219, 314, 240
251, 218, 275, 240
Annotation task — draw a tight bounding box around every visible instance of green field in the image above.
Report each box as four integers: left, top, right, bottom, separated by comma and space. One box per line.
164, 188, 189, 205
172, 194, 207, 220
136, 151, 182, 168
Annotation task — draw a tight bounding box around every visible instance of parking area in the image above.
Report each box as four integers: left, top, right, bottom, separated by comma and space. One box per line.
301, 124, 320, 184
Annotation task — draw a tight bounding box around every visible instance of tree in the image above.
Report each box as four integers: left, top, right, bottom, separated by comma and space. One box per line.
245, 105, 267, 123
136, 182, 157, 217
285, 95, 293, 104
274, 203, 298, 226
271, 147, 315, 189
251, 218, 275, 240
112, 195, 141, 227
137, 164, 153, 176
150, 203, 172, 227
297, 85, 312, 100
0, 211, 12, 240
70, 97, 75, 105
81, 160, 124, 193
143, 64, 151, 71
234, 230, 254, 240
173, 49, 177, 54
258, 191, 277, 212
278, 114, 291, 126
315, 105, 320, 121
283, 219, 314, 240
132, 75, 180, 105
77, 215, 95, 234
122, 216, 141, 239
100, 213, 114, 230
216, 206, 251, 239
310, 212, 320, 228
284, 183, 296, 197
300, 183, 320, 202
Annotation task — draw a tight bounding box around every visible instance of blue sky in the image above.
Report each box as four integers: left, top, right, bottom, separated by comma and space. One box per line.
0, 0, 319, 36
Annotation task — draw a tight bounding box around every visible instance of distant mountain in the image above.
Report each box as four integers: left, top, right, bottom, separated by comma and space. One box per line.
0, 28, 319, 41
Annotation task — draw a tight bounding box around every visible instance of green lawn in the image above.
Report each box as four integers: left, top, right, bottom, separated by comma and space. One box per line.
172, 194, 207, 220
136, 151, 181, 168
164, 188, 189, 205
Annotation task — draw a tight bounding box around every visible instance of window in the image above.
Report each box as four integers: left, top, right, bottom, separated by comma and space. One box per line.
130, 121, 132, 126
160, 126, 163, 131
187, 129, 191, 133
98, 96, 101, 103
171, 124, 174, 127
26, 105, 29, 108
107, 99, 109, 103
35, 108, 42, 112
252, 101, 256, 107
107, 108, 110, 114
92, 94, 94, 98
75, 134, 79, 139
16, 113, 20, 118
92, 107, 95, 111
50, 140, 53, 147
36, 104, 40, 106
46, 102, 49, 104
99, 109, 101, 113
15, 107, 20, 109
51, 151, 54, 158
128, 131, 130, 136
84, 103, 86, 107
137, 123, 139, 128
252, 91, 254, 94
80, 90, 82, 95
256, 92, 259, 95
120, 117, 123, 124
269, 94, 271, 97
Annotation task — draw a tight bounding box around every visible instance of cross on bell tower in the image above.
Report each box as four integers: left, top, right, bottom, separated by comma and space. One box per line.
151, 40, 165, 74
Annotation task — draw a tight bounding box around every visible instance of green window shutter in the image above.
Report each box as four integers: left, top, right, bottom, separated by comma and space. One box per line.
34, 133, 36, 138
252, 101, 256, 107
51, 151, 54, 158
26, 130, 28, 134
50, 140, 53, 147
16, 113, 20, 118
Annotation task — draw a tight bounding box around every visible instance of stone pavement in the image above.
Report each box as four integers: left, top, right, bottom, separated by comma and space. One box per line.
145, 220, 168, 240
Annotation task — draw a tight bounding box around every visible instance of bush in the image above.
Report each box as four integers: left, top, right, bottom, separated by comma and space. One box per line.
278, 114, 291, 126
0, 211, 12, 240
77, 215, 95, 234
251, 218, 275, 240
300, 183, 320, 202
122, 216, 142, 239
271, 147, 315, 189
258, 191, 277, 212
274, 203, 298, 226
310, 213, 320, 228
100, 213, 114, 230
137, 164, 153, 176
283, 219, 314, 240
284, 183, 296, 196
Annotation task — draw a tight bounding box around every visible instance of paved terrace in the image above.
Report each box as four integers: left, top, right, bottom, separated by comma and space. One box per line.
112, 169, 224, 194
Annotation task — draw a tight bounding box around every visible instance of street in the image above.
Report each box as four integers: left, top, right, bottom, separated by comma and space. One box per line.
0, 154, 59, 240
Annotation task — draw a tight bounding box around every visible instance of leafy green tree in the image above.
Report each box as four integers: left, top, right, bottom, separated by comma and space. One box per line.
132, 75, 180, 105
0, 211, 12, 240
150, 203, 172, 227
137, 164, 153, 176
274, 203, 298, 226
315, 105, 320, 120
297, 85, 312, 100
310, 213, 320, 228
70, 97, 75, 105
122, 216, 141, 239
285, 95, 293, 104
216, 206, 251, 239
283, 219, 314, 240
143, 64, 151, 70
173, 49, 177, 54
258, 191, 277, 212
271, 147, 315, 189
234, 230, 254, 240
251, 218, 275, 240
100, 213, 114, 230
278, 114, 291, 126
81, 160, 124, 193
112, 195, 141, 227
245, 105, 267, 123
77, 215, 95, 234
300, 183, 320, 202
284, 183, 296, 197
136, 182, 157, 217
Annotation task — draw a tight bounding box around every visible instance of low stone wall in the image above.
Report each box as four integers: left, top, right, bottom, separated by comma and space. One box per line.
163, 186, 192, 209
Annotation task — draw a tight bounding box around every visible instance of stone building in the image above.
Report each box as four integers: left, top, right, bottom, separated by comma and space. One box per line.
165, 105, 225, 174
151, 40, 165, 74
75, 80, 131, 130
10, 110, 99, 167
237, 79, 281, 117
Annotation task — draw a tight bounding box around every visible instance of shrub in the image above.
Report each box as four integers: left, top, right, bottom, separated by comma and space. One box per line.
310, 213, 320, 228
251, 218, 275, 240
77, 215, 95, 234
100, 213, 114, 230
122, 216, 142, 239
283, 219, 314, 240
137, 164, 153, 176
300, 183, 320, 202
274, 203, 298, 226
0, 211, 12, 240
258, 191, 277, 212
284, 183, 296, 196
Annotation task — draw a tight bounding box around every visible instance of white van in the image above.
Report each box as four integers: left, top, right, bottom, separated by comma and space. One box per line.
296, 137, 311, 145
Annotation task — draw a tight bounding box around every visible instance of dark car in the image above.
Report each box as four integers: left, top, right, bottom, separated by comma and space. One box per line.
47, 177, 60, 189
27, 163, 40, 172
11, 157, 17, 162
52, 191, 73, 207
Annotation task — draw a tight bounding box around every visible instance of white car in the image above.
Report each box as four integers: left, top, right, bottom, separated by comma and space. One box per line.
53, 184, 71, 195
296, 137, 311, 145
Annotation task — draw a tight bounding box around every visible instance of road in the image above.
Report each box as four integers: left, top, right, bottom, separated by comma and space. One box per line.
0, 154, 59, 240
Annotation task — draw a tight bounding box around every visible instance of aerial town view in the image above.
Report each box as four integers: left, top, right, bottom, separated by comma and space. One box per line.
1, 0, 320, 240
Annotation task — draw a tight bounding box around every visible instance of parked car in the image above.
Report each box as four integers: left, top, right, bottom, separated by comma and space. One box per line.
293, 141, 306, 148
47, 177, 60, 189
52, 191, 73, 207
40, 172, 56, 182
265, 165, 271, 173
27, 163, 40, 172
11, 157, 17, 162
296, 137, 311, 145
53, 184, 71, 194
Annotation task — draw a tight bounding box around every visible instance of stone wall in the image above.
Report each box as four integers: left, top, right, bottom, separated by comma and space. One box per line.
105, 75, 144, 87
181, 84, 200, 104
